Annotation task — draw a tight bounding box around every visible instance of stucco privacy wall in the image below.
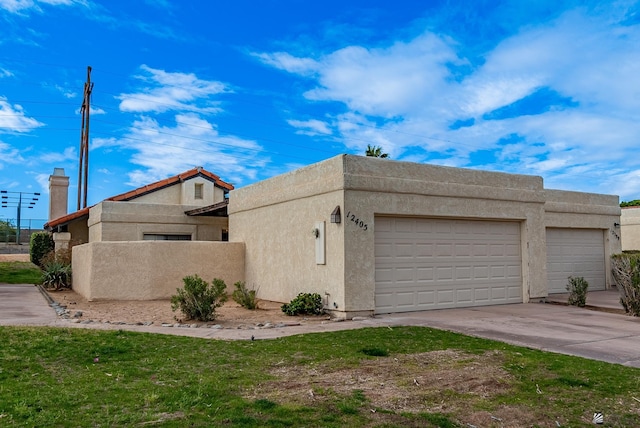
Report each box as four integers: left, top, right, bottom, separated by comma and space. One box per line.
88, 201, 229, 242
621, 207, 640, 251
545, 189, 621, 287
229, 158, 347, 310
72, 241, 245, 300
230, 154, 549, 317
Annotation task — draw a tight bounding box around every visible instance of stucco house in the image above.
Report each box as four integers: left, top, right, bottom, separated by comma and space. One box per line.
45, 167, 244, 300
47, 155, 621, 318
230, 155, 620, 317
620, 207, 640, 251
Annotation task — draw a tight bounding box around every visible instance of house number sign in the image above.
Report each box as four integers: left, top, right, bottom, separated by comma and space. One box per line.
346, 211, 368, 231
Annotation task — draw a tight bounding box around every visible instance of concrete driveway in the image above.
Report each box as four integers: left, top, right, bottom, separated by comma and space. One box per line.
1, 283, 639, 368
372, 303, 640, 368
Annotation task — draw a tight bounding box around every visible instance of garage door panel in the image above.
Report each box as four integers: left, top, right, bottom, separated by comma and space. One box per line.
457, 288, 474, 303
375, 217, 523, 313
437, 290, 454, 304
474, 287, 491, 303
417, 291, 435, 305
546, 228, 605, 293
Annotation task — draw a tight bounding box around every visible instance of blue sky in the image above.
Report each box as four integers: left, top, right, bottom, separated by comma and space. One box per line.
1, 0, 639, 224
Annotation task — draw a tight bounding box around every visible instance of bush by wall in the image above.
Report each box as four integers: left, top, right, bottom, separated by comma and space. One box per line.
611, 253, 640, 316
566, 276, 588, 307
171, 275, 228, 321
30, 232, 54, 267
232, 281, 259, 310
281, 293, 324, 316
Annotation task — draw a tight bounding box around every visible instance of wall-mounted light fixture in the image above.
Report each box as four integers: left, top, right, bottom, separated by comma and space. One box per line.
614, 222, 620, 228
331, 206, 341, 224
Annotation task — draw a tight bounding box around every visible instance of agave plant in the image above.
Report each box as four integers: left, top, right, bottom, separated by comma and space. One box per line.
41, 259, 72, 290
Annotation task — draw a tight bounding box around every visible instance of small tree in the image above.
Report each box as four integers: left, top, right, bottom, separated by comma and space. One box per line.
0, 220, 16, 242
365, 144, 389, 158
611, 253, 640, 316
620, 200, 640, 207
30, 232, 54, 267
171, 275, 228, 321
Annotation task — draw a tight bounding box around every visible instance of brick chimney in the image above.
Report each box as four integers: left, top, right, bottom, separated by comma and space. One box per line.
48, 168, 69, 221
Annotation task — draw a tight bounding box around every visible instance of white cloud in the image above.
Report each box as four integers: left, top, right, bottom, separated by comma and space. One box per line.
287, 119, 332, 136
0, 68, 13, 78
0, 0, 85, 14
55, 84, 77, 99
258, 4, 640, 199
39, 146, 76, 163
252, 52, 318, 76
118, 65, 228, 114
74, 105, 105, 115
96, 113, 266, 187
34, 173, 50, 195
0, 97, 44, 133
0, 141, 23, 169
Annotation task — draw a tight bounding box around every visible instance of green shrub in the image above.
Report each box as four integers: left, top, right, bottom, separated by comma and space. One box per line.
281, 292, 324, 316
171, 275, 228, 321
232, 281, 259, 310
611, 253, 640, 316
566, 276, 588, 307
30, 232, 54, 267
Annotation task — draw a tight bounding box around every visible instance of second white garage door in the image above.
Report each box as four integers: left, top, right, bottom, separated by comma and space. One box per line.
546, 228, 606, 293
375, 217, 523, 313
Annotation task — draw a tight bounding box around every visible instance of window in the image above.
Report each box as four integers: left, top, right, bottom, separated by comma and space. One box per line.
143, 234, 192, 241
222, 229, 229, 242
194, 183, 204, 200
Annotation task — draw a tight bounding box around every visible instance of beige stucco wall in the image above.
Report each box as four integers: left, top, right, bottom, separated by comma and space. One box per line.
544, 189, 621, 288
229, 157, 346, 311
72, 241, 245, 300
88, 201, 228, 242
621, 207, 640, 251
130, 176, 226, 206
230, 154, 550, 317
68, 219, 89, 244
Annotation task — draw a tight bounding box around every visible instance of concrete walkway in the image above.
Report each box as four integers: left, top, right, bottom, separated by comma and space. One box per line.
2, 283, 639, 368
0, 284, 58, 325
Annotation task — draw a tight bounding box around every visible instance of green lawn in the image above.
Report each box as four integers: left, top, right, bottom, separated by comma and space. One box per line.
1, 326, 639, 427
0, 261, 41, 284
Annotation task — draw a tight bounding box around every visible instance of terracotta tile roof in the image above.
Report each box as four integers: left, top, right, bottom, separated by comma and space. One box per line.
44, 207, 90, 229
44, 167, 234, 229
106, 167, 234, 202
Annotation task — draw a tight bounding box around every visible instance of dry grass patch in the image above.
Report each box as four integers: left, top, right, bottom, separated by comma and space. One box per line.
246, 349, 542, 426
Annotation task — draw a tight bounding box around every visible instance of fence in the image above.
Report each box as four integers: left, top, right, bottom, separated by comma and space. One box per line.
0, 218, 47, 245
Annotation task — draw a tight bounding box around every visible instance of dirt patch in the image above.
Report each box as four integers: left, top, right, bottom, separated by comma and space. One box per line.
0, 253, 30, 262
46, 288, 330, 328
247, 349, 548, 427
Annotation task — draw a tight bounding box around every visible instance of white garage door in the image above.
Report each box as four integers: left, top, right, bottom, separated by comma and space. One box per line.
546, 228, 605, 294
375, 217, 523, 313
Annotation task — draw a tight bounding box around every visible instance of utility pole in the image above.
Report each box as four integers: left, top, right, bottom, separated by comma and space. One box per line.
77, 66, 94, 210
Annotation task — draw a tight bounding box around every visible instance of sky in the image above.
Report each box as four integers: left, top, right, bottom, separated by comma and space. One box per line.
0, 0, 639, 225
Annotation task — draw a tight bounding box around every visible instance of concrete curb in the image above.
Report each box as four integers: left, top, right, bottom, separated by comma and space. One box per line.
36, 283, 55, 306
